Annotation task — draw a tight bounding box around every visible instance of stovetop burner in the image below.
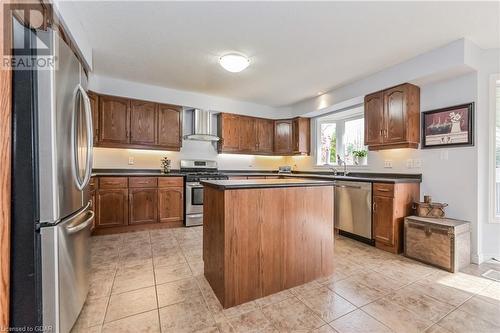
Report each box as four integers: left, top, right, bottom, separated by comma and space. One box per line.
180, 159, 228, 182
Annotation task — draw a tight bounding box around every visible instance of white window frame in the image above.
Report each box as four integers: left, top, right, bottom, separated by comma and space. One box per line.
315, 107, 366, 167
488, 74, 500, 223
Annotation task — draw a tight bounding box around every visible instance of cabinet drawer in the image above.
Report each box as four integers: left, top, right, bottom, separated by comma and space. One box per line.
99, 177, 128, 189
158, 177, 183, 187
373, 183, 394, 197
129, 177, 157, 188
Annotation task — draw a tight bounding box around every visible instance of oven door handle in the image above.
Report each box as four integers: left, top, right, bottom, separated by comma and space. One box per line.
188, 214, 204, 218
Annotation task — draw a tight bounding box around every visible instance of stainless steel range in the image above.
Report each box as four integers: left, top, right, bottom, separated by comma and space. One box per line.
181, 160, 228, 227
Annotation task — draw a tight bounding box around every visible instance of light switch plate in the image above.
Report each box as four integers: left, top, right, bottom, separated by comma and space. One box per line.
406, 159, 413, 168
128, 156, 135, 165
413, 159, 422, 168
384, 160, 393, 168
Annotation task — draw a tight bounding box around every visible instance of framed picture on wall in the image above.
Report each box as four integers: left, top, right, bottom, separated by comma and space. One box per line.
421, 102, 474, 149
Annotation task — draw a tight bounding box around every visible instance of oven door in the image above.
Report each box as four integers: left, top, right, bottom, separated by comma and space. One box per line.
186, 182, 204, 215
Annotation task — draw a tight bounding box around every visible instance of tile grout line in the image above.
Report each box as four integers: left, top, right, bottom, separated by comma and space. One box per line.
149, 230, 163, 333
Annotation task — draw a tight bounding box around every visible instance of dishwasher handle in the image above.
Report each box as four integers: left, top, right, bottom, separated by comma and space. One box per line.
334, 184, 362, 190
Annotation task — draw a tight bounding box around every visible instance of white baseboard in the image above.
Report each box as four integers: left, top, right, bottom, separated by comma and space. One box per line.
473, 253, 500, 264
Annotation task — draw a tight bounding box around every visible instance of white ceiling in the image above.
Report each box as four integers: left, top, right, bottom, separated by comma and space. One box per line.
75, 1, 499, 107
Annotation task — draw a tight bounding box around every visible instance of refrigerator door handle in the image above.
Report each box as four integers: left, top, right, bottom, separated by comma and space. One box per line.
71, 84, 93, 191
66, 210, 94, 235
80, 85, 93, 189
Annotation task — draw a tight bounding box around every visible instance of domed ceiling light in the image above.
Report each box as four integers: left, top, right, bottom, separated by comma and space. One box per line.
219, 53, 250, 73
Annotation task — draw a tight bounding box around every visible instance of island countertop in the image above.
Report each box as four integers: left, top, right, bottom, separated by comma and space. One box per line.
201, 178, 336, 190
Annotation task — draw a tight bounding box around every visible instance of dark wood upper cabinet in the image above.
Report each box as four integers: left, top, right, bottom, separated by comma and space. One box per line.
129, 188, 158, 225
239, 117, 257, 153
218, 113, 241, 152
292, 117, 310, 155
274, 119, 293, 154
364, 83, 420, 150
256, 118, 274, 154
93, 92, 182, 151
130, 100, 156, 145
364, 91, 384, 146
99, 95, 130, 144
157, 104, 182, 149
88, 91, 99, 145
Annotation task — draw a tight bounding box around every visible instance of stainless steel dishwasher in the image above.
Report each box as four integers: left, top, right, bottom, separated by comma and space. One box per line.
334, 180, 374, 244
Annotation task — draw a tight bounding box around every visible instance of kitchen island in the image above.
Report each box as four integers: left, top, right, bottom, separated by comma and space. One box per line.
201, 178, 335, 308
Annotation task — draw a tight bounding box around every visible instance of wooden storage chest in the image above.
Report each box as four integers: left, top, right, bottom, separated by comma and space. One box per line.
404, 216, 470, 272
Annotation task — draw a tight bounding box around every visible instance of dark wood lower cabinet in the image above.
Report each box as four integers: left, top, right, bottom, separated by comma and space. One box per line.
96, 189, 129, 228
129, 188, 158, 224
93, 176, 184, 234
158, 187, 183, 224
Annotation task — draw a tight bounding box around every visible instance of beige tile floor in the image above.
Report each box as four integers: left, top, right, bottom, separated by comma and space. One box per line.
72, 227, 500, 333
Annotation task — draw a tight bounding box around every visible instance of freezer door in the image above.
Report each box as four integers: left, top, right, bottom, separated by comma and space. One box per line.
37, 29, 93, 224
41, 204, 94, 333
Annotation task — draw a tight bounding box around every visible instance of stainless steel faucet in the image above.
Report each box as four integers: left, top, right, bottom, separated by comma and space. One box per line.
337, 155, 349, 176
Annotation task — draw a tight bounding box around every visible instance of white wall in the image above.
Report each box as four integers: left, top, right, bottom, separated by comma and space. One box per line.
89, 74, 292, 119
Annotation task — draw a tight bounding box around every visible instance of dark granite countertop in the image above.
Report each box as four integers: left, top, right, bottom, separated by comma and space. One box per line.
201, 178, 336, 190
91, 169, 184, 177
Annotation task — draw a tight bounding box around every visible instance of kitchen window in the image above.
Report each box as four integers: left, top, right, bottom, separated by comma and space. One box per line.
316, 105, 366, 166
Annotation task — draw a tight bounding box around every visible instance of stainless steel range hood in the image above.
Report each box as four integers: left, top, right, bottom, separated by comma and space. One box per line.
183, 109, 220, 141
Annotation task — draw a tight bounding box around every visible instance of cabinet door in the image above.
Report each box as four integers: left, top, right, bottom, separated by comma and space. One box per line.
157, 104, 182, 149
364, 91, 384, 145
158, 187, 183, 223
219, 113, 240, 152
130, 100, 156, 145
88, 92, 99, 145
274, 120, 293, 154
96, 189, 128, 227
99, 95, 130, 144
239, 117, 257, 152
292, 117, 310, 155
373, 195, 394, 246
129, 188, 158, 225
256, 118, 274, 153
384, 85, 407, 143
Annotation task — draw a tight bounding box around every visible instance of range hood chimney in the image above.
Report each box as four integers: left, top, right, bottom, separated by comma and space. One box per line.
183, 109, 220, 141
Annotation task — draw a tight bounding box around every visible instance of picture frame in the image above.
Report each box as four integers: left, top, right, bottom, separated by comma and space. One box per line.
421, 102, 474, 149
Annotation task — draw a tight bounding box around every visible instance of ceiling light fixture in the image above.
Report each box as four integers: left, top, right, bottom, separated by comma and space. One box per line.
219, 53, 250, 73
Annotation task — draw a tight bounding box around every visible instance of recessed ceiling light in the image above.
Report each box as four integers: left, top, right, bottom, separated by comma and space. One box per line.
219, 53, 250, 73
317, 92, 323, 96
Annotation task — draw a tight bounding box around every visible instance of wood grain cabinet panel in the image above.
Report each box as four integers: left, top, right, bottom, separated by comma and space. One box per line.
384, 86, 406, 143
96, 189, 128, 227
157, 104, 182, 149
364, 91, 384, 146
373, 182, 420, 254
292, 117, 310, 155
273, 120, 293, 154
99, 95, 130, 144
129, 188, 158, 225
130, 100, 156, 145
373, 195, 395, 246
158, 187, 183, 223
364, 83, 420, 150
239, 117, 257, 153
218, 113, 241, 152
256, 118, 274, 153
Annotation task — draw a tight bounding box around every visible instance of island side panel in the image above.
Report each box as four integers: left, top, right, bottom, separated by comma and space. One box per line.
219, 185, 334, 308
224, 188, 286, 307
283, 186, 335, 289
203, 186, 226, 304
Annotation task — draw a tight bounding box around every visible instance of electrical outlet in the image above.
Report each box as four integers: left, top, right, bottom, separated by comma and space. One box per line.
413, 159, 422, 168
406, 159, 413, 168
128, 156, 135, 165
384, 160, 393, 168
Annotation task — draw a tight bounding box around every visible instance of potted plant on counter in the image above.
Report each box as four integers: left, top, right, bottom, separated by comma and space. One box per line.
352, 150, 368, 166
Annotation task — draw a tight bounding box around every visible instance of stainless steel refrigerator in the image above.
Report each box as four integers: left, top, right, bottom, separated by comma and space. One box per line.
11, 17, 94, 333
